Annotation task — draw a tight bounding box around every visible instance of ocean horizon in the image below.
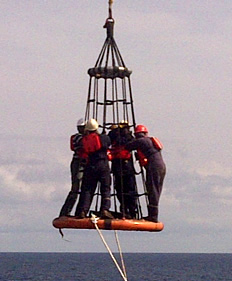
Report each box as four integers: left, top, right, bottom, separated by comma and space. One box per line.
1, 252, 232, 281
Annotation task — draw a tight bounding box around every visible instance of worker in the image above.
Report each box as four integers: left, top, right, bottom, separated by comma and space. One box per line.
109, 121, 137, 219
59, 118, 87, 217
108, 124, 119, 144
125, 125, 166, 222
75, 118, 113, 219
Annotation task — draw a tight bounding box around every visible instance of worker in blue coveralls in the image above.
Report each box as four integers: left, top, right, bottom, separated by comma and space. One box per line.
59, 118, 87, 217
125, 124, 166, 222
109, 121, 137, 219
75, 118, 114, 219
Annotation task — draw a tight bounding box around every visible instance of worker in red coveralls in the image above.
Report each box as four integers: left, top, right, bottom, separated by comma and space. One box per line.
125, 125, 166, 222
109, 121, 137, 219
59, 118, 87, 217
75, 119, 114, 219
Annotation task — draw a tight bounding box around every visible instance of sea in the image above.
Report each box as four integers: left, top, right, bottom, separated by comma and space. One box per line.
0, 253, 232, 281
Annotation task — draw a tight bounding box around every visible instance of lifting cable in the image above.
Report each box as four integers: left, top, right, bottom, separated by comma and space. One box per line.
108, 0, 114, 19
91, 214, 128, 281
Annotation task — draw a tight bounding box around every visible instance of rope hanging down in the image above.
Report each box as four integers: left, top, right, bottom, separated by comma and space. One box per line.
91, 214, 128, 281
114, 230, 127, 280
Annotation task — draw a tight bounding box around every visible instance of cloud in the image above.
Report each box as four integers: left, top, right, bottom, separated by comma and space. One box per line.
0, 136, 71, 205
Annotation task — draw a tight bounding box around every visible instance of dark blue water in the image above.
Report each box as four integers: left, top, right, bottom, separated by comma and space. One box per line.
0, 253, 232, 281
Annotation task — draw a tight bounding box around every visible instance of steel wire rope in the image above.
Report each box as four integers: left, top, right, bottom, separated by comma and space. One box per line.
103, 79, 108, 132
104, 41, 111, 68
127, 78, 136, 129
114, 78, 128, 218
111, 77, 121, 215
95, 40, 108, 67
110, 39, 116, 67
129, 153, 143, 219
114, 78, 120, 123
108, 0, 114, 19
112, 38, 126, 67
140, 166, 149, 207
134, 166, 144, 219
122, 78, 129, 121
94, 78, 98, 120
110, 78, 119, 215
85, 77, 92, 120
111, 78, 116, 124
122, 81, 141, 219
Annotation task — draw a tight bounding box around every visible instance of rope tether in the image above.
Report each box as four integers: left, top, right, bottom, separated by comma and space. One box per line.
114, 230, 127, 279
91, 214, 128, 281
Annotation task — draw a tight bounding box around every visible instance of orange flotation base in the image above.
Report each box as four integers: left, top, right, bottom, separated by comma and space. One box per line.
52, 216, 164, 232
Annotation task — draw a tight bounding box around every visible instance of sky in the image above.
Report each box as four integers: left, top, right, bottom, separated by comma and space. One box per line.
1, 0, 232, 253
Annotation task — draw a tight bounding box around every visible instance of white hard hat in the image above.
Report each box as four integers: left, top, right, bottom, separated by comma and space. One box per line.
85, 118, 99, 131
77, 118, 85, 127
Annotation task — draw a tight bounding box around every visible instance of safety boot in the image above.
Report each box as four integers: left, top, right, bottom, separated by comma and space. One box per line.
100, 210, 114, 219
59, 191, 77, 217
75, 211, 86, 219
143, 205, 158, 222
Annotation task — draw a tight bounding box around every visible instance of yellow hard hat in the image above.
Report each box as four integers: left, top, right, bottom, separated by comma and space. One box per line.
119, 120, 129, 128
85, 118, 99, 131
110, 124, 118, 130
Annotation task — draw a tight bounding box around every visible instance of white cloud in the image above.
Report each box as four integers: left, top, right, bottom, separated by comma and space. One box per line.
213, 186, 232, 201
194, 161, 232, 178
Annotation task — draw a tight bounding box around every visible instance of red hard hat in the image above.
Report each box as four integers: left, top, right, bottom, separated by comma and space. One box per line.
135, 125, 148, 134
